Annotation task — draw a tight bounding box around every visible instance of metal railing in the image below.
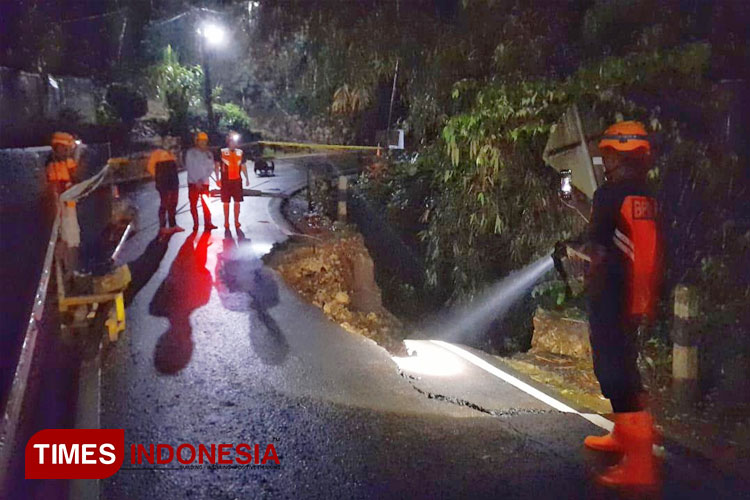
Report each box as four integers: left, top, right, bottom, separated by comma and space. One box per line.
0, 161, 113, 489
0, 212, 59, 480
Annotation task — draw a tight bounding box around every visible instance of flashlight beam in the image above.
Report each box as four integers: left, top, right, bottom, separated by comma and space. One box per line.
427, 255, 554, 343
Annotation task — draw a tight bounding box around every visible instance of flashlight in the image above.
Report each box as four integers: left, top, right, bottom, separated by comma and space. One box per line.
560, 169, 572, 200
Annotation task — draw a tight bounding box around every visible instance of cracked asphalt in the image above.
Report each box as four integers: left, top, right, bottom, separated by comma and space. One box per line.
100, 158, 750, 499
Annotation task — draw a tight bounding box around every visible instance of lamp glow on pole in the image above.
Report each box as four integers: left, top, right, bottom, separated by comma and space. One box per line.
199, 22, 226, 47
197, 21, 227, 135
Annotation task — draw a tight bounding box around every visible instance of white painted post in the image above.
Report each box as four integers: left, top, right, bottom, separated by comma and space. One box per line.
672, 284, 699, 405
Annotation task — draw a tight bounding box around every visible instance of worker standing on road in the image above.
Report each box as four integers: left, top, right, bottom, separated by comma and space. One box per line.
215, 131, 249, 230
184, 131, 218, 232
579, 121, 662, 488
46, 131, 81, 274
148, 136, 184, 236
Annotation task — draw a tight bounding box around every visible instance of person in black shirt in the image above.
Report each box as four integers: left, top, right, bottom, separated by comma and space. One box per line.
587, 177, 651, 410
555, 121, 662, 487
574, 121, 662, 488
148, 136, 184, 236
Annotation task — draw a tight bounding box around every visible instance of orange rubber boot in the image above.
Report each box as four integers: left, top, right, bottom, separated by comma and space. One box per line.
596, 411, 658, 488
584, 417, 623, 452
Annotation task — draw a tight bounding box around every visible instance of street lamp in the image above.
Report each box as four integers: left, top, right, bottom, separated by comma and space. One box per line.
200, 23, 226, 48
196, 21, 227, 136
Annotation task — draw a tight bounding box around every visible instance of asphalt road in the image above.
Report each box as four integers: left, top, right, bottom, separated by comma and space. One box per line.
100, 158, 749, 499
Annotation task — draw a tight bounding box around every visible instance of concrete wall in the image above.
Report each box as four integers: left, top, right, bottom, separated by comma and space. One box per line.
0, 67, 100, 148
0, 146, 52, 208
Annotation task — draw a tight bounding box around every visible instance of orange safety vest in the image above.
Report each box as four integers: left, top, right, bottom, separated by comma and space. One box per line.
47, 157, 77, 207
614, 195, 662, 322
47, 157, 76, 184
147, 149, 176, 177
220, 148, 244, 180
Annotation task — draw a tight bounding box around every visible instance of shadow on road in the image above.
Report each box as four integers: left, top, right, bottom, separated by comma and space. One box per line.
150, 232, 212, 374
215, 228, 288, 366
123, 235, 170, 305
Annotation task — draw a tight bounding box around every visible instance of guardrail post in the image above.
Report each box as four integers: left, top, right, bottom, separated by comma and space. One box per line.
672, 284, 700, 406
337, 175, 348, 222
307, 165, 313, 213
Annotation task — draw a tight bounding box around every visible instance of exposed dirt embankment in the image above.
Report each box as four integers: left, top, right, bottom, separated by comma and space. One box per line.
267, 231, 406, 355
506, 306, 750, 479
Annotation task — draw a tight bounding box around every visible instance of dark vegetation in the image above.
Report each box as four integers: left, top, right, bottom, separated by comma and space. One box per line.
2, 0, 750, 384
243, 0, 750, 376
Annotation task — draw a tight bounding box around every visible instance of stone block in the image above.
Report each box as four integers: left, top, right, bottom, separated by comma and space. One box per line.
350, 251, 382, 313
530, 307, 591, 360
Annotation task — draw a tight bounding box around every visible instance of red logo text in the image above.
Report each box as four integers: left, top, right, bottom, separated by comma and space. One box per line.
130, 443, 280, 466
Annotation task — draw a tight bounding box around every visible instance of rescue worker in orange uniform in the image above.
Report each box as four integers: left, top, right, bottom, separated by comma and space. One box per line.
148, 136, 184, 236
215, 131, 249, 230
582, 121, 662, 488
46, 131, 81, 273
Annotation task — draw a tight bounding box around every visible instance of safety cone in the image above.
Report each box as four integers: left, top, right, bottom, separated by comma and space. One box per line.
595, 411, 659, 488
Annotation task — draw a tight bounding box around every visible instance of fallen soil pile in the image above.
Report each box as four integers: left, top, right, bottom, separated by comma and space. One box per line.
268, 232, 406, 355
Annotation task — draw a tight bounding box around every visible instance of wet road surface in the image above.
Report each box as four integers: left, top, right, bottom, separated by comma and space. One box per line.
101, 159, 750, 499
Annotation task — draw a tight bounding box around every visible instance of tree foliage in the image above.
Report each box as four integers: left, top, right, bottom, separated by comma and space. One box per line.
285, 1, 750, 356
214, 102, 253, 135
148, 45, 204, 138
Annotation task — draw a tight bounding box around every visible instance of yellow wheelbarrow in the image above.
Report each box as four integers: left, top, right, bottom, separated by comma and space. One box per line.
56, 259, 131, 342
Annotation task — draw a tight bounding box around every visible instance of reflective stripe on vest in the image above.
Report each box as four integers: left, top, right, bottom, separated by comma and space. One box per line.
617, 195, 662, 321
613, 228, 635, 261
221, 148, 243, 180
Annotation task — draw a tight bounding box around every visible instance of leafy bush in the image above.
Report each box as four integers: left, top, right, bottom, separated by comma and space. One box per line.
148, 45, 204, 138
426, 81, 581, 300
215, 102, 253, 136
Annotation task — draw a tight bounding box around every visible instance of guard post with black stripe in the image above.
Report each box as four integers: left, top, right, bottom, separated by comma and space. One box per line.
672, 284, 700, 406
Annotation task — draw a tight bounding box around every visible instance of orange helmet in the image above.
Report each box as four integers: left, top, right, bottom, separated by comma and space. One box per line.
598, 121, 650, 155
51, 131, 75, 148
195, 131, 209, 143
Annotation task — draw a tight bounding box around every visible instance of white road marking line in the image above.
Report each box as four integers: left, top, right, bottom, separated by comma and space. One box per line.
431, 340, 613, 431
580, 413, 615, 431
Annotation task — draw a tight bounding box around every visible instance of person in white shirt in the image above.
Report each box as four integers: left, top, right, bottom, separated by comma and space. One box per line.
184, 131, 218, 231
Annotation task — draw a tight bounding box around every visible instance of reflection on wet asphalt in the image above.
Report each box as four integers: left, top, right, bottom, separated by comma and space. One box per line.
215, 228, 288, 366
150, 232, 212, 374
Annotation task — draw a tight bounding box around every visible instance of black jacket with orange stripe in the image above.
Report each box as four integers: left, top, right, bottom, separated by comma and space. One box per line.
587, 178, 662, 323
